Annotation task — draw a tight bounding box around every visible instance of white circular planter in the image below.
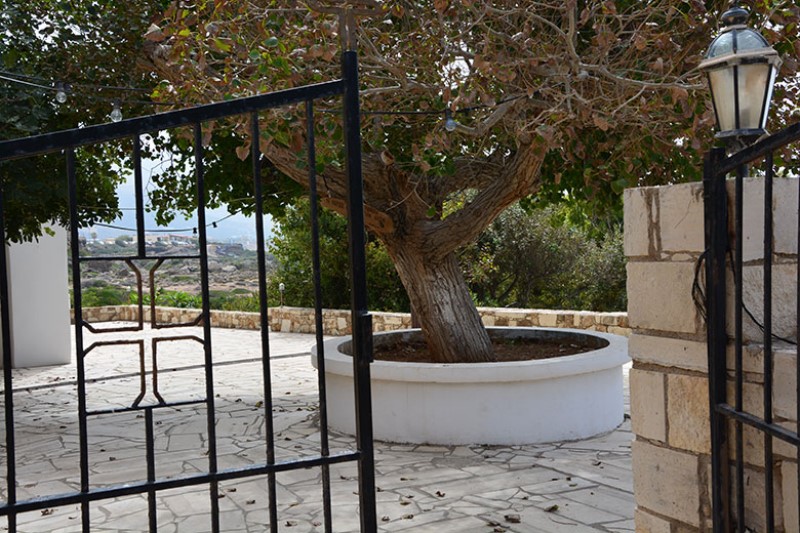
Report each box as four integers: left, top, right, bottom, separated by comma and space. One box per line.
312, 327, 630, 445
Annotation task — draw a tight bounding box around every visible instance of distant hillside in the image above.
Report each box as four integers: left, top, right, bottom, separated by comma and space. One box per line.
71, 235, 275, 295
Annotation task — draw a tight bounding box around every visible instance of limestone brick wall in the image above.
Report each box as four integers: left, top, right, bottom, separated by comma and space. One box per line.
75, 305, 629, 336
625, 179, 799, 532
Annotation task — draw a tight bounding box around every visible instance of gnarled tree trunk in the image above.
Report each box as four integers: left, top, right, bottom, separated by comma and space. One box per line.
387, 244, 493, 363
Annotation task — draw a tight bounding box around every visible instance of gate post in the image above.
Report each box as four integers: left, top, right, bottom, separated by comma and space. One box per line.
341, 49, 378, 532
704, 146, 730, 532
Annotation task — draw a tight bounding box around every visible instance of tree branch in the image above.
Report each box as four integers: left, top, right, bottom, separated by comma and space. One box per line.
421, 143, 547, 259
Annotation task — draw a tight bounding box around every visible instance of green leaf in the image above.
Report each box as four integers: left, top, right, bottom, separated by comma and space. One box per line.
213, 38, 231, 52
264, 36, 279, 47
610, 178, 628, 194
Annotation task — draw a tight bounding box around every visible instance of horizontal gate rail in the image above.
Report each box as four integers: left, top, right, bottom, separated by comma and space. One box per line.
714, 121, 800, 176
0, 80, 343, 160
0, 451, 361, 515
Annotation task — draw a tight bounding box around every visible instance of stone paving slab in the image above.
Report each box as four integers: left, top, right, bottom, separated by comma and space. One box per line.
0, 324, 633, 532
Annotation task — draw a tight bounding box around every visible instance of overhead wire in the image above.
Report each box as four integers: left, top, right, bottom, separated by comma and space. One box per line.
91, 212, 240, 235
1, 68, 528, 123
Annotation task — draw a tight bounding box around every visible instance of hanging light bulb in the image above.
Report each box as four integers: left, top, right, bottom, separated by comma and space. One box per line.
110, 100, 123, 123
54, 82, 68, 104
444, 109, 458, 132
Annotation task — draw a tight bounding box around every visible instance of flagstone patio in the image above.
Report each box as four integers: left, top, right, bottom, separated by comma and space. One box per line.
1, 325, 633, 532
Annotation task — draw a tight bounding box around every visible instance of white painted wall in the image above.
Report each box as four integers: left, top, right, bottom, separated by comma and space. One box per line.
315, 328, 630, 445
4, 226, 71, 367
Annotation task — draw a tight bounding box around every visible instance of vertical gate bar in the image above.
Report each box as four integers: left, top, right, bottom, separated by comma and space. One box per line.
341, 49, 378, 532
705, 147, 730, 533
796, 168, 800, 533
305, 99, 333, 533
145, 407, 158, 532
133, 137, 147, 258
735, 163, 745, 532
0, 176, 17, 532
66, 147, 92, 531
763, 152, 775, 532
250, 112, 279, 532
194, 123, 220, 533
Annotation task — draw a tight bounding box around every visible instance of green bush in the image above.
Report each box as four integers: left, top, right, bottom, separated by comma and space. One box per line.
268, 199, 409, 312
129, 288, 202, 308
209, 290, 261, 312
459, 204, 626, 312
78, 286, 129, 307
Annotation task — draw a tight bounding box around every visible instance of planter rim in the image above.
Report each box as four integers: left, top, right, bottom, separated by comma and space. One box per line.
312, 326, 629, 384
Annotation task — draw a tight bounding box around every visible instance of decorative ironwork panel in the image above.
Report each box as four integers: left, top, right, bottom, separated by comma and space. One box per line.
0, 51, 375, 532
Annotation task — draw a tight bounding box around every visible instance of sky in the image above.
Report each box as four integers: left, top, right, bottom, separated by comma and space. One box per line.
84, 157, 273, 246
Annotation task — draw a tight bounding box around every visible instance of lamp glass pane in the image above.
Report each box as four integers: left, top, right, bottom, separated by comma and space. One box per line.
736, 29, 770, 51
708, 32, 734, 58
737, 63, 770, 130
709, 67, 736, 132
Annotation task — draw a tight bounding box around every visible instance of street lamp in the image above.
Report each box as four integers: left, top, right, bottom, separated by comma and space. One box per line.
699, 5, 782, 144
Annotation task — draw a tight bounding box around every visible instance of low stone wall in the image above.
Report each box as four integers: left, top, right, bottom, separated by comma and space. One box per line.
74, 305, 629, 336
625, 179, 799, 532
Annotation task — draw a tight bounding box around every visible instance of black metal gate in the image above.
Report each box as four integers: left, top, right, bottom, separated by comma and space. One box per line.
0, 51, 376, 532
705, 122, 800, 532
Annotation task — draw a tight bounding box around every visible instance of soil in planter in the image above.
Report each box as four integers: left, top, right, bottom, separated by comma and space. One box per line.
374, 338, 594, 363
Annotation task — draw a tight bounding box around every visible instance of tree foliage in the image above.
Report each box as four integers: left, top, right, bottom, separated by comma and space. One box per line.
144, 0, 799, 362
0, 0, 166, 242
268, 199, 409, 312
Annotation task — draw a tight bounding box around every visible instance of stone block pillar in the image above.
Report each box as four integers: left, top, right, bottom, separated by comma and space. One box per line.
625, 179, 799, 532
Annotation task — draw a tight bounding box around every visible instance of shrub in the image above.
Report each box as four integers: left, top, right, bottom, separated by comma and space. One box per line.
78, 286, 129, 307
459, 204, 626, 312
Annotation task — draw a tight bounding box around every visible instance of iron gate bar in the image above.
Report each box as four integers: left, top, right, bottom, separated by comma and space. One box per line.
306, 97, 335, 533
342, 49, 378, 533
716, 405, 800, 445
0, 80, 344, 159
734, 163, 745, 533
763, 151, 775, 532
715, 121, 800, 176
133, 137, 147, 257
797, 172, 800, 532
0, 451, 361, 515
66, 146, 93, 528
87, 399, 207, 418
193, 122, 222, 533
704, 146, 730, 533
145, 406, 157, 532
0, 158, 18, 533
250, 110, 280, 532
